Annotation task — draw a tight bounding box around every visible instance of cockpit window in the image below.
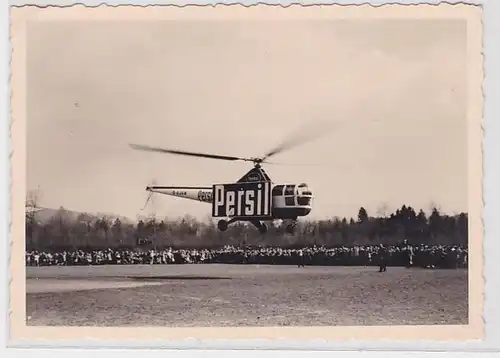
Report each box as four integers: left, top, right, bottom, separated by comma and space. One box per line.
298, 197, 312, 206
284, 185, 295, 195
285, 196, 295, 206
298, 183, 307, 188
272, 185, 284, 196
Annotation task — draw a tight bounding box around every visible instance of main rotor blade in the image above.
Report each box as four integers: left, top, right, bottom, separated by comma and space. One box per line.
130, 144, 253, 162
263, 160, 323, 167
262, 120, 337, 161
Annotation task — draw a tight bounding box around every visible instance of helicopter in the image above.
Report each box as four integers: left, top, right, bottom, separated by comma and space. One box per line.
129, 126, 331, 234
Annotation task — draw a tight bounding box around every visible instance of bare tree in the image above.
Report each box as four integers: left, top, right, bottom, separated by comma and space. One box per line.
25, 186, 43, 248
26, 186, 42, 214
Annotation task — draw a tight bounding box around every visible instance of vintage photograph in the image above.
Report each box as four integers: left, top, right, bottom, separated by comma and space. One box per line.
10, 3, 483, 340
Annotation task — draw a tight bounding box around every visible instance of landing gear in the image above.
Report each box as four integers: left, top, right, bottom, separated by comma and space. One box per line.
250, 220, 268, 234
217, 219, 229, 232
217, 217, 238, 232
217, 218, 268, 234
285, 219, 298, 234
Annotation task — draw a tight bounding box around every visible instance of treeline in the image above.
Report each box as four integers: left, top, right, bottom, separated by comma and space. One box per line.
25, 204, 468, 250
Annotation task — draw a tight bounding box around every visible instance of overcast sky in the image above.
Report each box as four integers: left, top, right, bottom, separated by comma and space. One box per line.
26, 18, 467, 221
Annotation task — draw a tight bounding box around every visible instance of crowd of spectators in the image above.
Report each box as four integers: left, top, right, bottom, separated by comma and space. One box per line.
25, 243, 467, 269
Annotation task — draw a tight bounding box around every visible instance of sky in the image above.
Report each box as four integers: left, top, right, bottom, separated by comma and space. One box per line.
26, 18, 468, 221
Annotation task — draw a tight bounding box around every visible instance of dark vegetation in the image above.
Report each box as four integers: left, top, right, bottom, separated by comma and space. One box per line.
26, 190, 468, 250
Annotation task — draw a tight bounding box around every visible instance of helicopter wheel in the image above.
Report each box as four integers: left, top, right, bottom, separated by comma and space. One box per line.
217, 219, 228, 232
285, 224, 295, 234
285, 219, 297, 234
258, 223, 268, 235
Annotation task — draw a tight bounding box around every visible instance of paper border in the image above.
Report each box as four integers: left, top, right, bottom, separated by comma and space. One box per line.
5, 0, 492, 350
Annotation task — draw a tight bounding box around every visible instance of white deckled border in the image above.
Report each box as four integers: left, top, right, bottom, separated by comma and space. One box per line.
2, 0, 499, 357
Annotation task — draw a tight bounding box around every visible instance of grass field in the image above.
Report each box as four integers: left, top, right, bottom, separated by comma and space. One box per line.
26, 264, 468, 327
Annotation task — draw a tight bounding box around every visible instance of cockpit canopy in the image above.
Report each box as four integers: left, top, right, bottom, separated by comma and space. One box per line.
272, 183, 313, 207
272, 184, 313, 195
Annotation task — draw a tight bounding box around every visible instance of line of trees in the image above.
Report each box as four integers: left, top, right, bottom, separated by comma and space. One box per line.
25, 199, 468, 251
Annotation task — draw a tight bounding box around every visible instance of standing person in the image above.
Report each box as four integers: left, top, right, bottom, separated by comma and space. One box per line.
378, 244, 387, 272
408, 245, 414, 268
297, 248, 305, 268
402, 239, 413, 268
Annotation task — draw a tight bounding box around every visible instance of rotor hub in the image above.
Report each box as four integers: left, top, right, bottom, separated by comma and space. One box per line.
251, 157, 264, 167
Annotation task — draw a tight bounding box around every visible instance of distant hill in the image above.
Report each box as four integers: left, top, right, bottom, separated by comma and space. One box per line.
27, 207, 210, 226
28, 207, 135, 225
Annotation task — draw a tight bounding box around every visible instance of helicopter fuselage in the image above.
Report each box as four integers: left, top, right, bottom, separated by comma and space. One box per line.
146, 182, 313, 222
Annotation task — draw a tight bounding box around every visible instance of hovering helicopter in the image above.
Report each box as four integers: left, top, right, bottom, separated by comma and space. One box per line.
129, 127, 330, 234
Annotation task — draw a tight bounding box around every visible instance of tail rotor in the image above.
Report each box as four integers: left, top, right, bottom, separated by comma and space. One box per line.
141, 178, 158, 213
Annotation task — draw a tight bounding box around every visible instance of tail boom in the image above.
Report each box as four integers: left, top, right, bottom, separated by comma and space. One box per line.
147, 186, 213, 204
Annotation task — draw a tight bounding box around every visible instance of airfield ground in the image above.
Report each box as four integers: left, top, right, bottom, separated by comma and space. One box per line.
26, 264, 468, 327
